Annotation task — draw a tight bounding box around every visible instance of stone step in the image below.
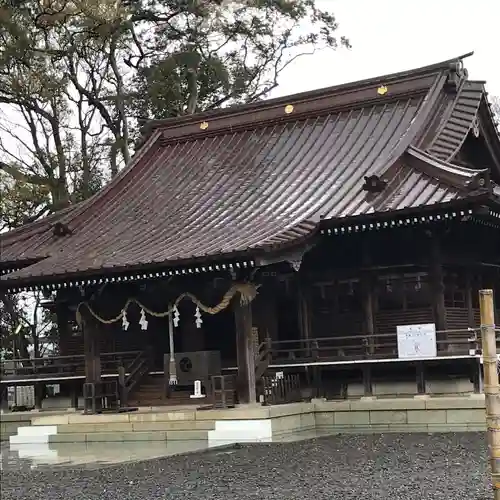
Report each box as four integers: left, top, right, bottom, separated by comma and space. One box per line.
48, 429, 209, 443
55, 420, 215, 433
11, 427, 210, 444
10, 440, 211, 466
129, 396, 166, 402
31, 409, 214, 426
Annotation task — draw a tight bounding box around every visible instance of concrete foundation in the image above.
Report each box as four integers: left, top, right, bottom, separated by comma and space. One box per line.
0, 413, 33, 441
7, 395, 487, 446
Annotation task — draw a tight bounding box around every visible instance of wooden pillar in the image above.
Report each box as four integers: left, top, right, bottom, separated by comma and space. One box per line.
362, 365, 373, 397
361, 273, 375, 355
430, 236, 447, 335
298, 283, 318, 396
82, 314, 102, 384
70, 384, 79, 410
234, 299, 257, 405
56, 302, 71, 356
361, 247, 375, 355
416, 362, 426, 394
465, 268, 475, 328
34, 383, 44, 410
297, 284, 312, 347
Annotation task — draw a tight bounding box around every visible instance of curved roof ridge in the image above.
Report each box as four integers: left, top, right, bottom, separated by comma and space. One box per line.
409, 146, 488, 174
142, 53, 473, 140
407, 146, 487, 190
426, 80, 484, 161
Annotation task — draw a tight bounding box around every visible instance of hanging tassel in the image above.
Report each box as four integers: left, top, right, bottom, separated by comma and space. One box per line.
173, 305, 180, 327
139, 308, 148, 331
194, 306, 203, 329
168, 305, 177, 385
122, 310, 130, 331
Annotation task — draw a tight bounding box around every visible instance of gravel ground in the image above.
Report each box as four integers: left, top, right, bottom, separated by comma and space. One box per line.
0, 433, 490, 500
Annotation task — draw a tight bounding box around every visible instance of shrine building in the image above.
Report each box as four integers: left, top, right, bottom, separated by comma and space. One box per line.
1, 53, 499, 410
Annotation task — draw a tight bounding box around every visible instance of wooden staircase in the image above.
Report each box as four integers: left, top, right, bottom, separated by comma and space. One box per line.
118, 350, 151, 406
255, 338, 272, 380
127, 375, 201, 407
123, 340, 273, 408
127, 375, 166, 407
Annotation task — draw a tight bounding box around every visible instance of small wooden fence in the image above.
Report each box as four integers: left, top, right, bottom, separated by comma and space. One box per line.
262, 373, 302, 405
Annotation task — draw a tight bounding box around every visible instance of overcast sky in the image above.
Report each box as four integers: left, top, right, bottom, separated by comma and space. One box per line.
272, 0, 500, 100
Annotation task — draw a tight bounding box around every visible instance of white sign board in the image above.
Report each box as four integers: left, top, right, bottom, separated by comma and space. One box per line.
397, 323, 437, 359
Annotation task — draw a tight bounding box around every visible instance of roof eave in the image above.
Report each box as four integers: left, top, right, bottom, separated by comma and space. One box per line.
319, 194, 493, 231
0, 235, 318, 292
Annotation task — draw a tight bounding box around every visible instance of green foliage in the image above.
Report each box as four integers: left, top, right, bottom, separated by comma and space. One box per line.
129, 0, 350, 121
0, 170, 50, 230
0, 0, 349, 215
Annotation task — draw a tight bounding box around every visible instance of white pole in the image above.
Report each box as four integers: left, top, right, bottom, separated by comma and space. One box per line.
168, 307, 177, 385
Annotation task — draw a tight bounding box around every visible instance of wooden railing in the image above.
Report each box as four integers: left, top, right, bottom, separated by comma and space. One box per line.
0, 351, 143, 382
262, 374, 302, 405
117, 349, 151, 406
255, 338, 272, 380
265, 328, 480, 365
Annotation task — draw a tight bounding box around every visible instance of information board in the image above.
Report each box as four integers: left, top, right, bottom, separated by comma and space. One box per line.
396, 323, 437, 359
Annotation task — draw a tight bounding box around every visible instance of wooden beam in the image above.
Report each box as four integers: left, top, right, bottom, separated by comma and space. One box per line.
430, 236, 447, 331
416, 362, 426, 394
362, 365, 373, 397
361, 274, 375, 355
361, 246, 375, 355
297, 284, 312, 349
82, 315, 102, 384
234, 298, 257, 404
465, 267, 475, 328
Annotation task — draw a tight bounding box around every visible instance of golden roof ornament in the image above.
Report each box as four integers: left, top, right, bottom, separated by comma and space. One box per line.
377, 85, 388, 96
200, 121, 209, 130
284, 104, 294, 114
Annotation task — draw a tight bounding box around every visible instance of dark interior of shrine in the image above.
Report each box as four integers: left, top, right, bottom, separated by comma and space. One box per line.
55, 220, 498, 372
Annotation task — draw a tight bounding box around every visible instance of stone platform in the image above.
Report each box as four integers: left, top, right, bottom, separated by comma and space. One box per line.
7, 395, 487, 448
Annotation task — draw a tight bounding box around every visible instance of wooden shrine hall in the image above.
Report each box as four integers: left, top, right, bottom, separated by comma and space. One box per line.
1, 53, 500, 410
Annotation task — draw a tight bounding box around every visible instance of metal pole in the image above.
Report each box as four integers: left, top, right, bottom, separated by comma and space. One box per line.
168, 306, 177, 386
480, 289, 500, 499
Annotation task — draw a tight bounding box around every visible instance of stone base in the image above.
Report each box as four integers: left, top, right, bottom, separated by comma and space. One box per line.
7, 396, 487, 446
235, 403, 263, 410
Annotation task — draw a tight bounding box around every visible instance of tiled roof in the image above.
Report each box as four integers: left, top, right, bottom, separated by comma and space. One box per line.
1, 54, 498, 287
427, 81, 484, 161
